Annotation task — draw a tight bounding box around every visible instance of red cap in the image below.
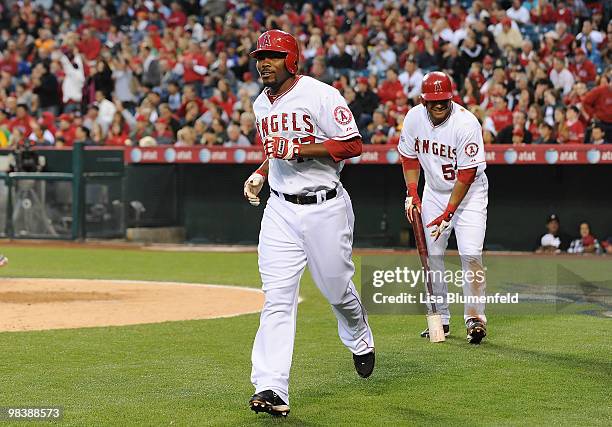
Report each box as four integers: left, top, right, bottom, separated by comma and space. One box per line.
396, 91, 407, 100
59, 114, 72, 122
156, 117, 168, 124
574, 48, 585, 56
501, 17, 512, 26
136, 115, 148, 122
357, 76, 368, 85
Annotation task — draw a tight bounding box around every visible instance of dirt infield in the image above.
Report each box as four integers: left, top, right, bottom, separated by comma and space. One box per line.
0, 278, 264, 332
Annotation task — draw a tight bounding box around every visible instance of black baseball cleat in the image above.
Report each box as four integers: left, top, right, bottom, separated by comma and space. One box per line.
353, 351, 375, 378
466, 318, 487, 344
249, 390, 290, 417
420, 324, 450, 338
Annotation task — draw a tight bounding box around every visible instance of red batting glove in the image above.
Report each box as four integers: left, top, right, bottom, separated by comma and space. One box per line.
404, 183, 421, 223
264, 136, 301, 160
426, 203, 457, 241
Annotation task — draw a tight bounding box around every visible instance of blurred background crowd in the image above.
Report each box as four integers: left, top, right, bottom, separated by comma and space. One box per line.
0, 0, 610, 149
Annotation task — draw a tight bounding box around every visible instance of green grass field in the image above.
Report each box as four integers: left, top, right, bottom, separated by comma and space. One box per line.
1, 246, 610, 426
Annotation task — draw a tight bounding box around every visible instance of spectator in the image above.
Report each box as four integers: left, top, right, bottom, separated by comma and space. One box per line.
9, 104, 34, 136
378, 69, 403, 104
564, 106, 585, 144
589, 124, 606, 145
32, 61, 61, 115
106, 121, 129, 146
602, 238, 612, 255
486, 95, 513, 136
130, 115, 153, 142
398, 56, 424, 102
460, 77, 481, 107
570, 49, 597, 84
310, 57, 334, 85
366, 110, 391, 144
327, 36, 353, 71
498, 111, 533, 144
95, 91, 116, 134
495, 17, 523, 50
55, 114, 76, 146
74, 126, 94, 146
582, 74, 612, 143
534, 122, 558, 144
239, 112, 257, 144
224, 124, 250, 147
110, 56, 137, 110
525, 104, 542, 139
575, 20, 604, 52
91, 123, 105, 146
28, 122, 55, 146
175, 126, 197, 147
553, 21, 574, 53
369, 39, 396, 75
353, 77, 379, 130
77, 29, 101, 61
568, 222, 601, 254
507, 0, 531, 25
166, 81, 182, 112
152, 118, 174, 145
550, 57, 575, 96
158, 103, 180, 135
92, 60, 114, 101
536, 214, 571, 253
59, 50, 85, 113
238, 72, 260, 100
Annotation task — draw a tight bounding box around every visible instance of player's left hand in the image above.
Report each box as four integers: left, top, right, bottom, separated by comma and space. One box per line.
426, 204, 457, 241
264, 136, 300, 160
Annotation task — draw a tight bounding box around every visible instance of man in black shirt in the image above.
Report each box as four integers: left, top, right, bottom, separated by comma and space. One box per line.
535, 214, 571, 253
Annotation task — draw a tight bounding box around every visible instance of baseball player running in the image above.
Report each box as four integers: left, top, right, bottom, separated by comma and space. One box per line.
399, 71, 488, 344
243, 30, 375, 417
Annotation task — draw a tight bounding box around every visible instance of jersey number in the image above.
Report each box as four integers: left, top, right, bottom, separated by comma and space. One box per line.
441, 164, 456, 181
293, 135, 315, 163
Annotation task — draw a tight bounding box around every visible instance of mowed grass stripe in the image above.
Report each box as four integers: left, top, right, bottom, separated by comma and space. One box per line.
0, 247, 610, 426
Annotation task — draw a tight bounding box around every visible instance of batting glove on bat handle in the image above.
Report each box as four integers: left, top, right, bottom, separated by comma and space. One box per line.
243, 170, 266, 206
426, 203, 457, 241
405, 183, 421, 223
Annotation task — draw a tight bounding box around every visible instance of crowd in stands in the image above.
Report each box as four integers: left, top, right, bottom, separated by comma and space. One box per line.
0, 0, 610, 149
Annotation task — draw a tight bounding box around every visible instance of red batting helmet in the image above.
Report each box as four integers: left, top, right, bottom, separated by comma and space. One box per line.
249, 30, 299, 74
421, 71, 453, 101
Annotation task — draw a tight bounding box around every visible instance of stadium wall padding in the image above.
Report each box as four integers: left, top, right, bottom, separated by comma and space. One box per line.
125, 163, 612, 251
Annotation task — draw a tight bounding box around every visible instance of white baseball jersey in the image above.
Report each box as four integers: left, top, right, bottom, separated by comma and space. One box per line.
398, 102, 486, 193
399, 102, 489, 325
253, 75, 360, 195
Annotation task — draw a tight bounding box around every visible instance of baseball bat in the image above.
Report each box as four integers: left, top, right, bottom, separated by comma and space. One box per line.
410, 206, 437, 313
410, 206, 445, 343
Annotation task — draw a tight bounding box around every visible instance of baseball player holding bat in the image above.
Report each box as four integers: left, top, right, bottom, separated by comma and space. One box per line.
243, 30, 375, 417
399, 71, 488, 344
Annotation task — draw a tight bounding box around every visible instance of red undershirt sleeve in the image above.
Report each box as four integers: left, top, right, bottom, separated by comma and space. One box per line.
400, 155, 420, 171
323, 137, 363, 162
457, 167, 477, 184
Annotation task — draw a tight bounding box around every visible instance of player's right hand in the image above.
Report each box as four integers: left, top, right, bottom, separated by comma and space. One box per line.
405, 183, 421, 223
244, 171, 266, 206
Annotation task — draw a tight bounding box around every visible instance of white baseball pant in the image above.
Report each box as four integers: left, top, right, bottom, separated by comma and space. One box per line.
420, 174, 488, 324
251, 186, 374, 405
